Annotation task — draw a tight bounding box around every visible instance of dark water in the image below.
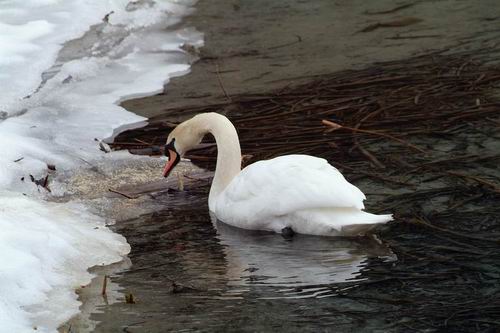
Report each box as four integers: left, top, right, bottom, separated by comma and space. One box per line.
83, 191, 393, 332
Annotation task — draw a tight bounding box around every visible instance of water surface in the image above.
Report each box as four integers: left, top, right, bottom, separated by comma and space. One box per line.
68, 188, 394, 332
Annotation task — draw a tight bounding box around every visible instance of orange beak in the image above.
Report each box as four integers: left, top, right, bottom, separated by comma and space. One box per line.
163, 149, 180, 178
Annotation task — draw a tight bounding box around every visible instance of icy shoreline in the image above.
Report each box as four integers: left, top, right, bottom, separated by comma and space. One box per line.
0, 1, 201, 332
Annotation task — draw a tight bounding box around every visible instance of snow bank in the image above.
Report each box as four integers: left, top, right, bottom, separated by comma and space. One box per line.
0, 0, 117, 114
0, 194, 129, 332
0, 0, 202, 331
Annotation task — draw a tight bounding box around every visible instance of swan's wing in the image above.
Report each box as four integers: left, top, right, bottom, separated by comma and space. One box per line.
216, 155, 366, 222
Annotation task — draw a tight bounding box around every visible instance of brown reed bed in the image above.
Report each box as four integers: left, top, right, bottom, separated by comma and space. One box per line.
112, 50, 500, 332
112, 50, 500, 168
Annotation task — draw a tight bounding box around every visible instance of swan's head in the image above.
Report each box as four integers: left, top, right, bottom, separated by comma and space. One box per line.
162, 118, 204, 178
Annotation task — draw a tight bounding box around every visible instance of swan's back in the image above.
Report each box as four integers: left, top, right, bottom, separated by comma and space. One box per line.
214, 155, 376, 232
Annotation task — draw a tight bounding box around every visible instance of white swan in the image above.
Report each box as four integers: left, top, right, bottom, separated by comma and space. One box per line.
162, 113, 392, 237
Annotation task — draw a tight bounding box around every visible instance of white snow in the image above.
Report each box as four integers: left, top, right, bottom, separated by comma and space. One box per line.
0, 0, 202, 332
0, 194, 129, 332
0, 0, 117, 114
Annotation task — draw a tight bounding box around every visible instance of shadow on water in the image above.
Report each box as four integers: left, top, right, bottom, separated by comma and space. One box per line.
81, 191, 394, 332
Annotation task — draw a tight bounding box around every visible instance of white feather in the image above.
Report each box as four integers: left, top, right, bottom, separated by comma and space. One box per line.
215, 155, 392, 236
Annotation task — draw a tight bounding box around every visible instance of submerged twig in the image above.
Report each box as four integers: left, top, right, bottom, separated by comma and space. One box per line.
215, 62, 232, 102
101, 275, 108, 296
108, 188, 138, 199
322, 119, 426, 153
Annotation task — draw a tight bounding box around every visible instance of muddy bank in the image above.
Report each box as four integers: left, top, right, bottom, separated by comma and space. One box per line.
122, 0, 500, 118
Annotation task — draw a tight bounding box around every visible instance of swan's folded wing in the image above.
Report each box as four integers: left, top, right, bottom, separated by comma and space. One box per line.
216, 155, 366, 221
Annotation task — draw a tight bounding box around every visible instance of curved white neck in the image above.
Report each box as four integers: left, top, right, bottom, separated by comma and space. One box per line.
193, 113, 241, 211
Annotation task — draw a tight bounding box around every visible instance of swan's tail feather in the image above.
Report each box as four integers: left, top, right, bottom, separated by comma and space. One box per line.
290, 209, 393, 237
362, 213, 393, 224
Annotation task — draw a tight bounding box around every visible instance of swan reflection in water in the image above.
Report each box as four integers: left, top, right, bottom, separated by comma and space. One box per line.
178, 212, 394, 300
